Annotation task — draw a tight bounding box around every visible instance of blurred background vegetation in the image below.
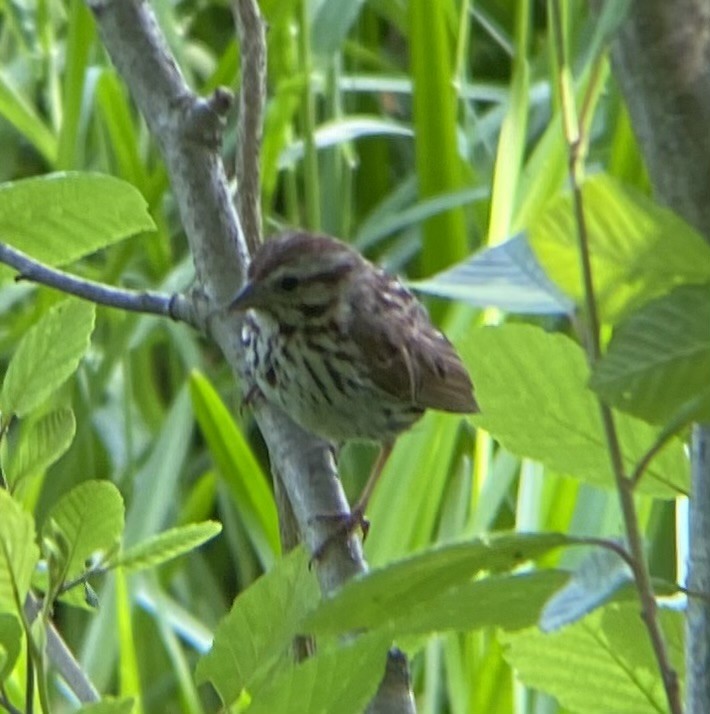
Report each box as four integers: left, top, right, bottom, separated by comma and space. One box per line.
0, 0, 674, 712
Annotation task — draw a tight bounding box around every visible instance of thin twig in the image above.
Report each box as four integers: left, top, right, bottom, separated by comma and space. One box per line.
550, 3, 682, 713
0, 242, 197, 327
233, 0, 266, 252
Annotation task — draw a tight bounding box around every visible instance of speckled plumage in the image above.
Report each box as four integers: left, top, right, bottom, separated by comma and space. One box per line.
232, 231, 478, 444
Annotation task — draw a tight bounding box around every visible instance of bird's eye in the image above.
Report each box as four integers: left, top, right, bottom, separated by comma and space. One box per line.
279, 275, 299, 291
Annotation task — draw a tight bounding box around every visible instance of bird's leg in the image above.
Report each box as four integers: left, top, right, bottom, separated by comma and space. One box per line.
311, 440, 394, 560
348, 440, 394, 537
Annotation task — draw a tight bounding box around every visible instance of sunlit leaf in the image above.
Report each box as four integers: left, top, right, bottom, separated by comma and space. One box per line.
1, 299, 95, 418
0, 489, 39, 614
463, 324, 688, 497
3, 408, 76, 487
0, 172, 155, 270
111, 521, 222, 573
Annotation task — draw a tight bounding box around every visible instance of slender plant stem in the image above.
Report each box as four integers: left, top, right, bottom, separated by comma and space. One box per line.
550, 2, 682, 712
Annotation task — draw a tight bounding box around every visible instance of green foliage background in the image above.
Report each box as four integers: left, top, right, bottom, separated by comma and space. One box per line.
0, 1, 701, 713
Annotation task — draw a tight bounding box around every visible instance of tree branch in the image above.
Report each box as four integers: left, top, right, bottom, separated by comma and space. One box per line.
233, 0, 266, 252
82, 1, 413, 709
0, 242, 195, 325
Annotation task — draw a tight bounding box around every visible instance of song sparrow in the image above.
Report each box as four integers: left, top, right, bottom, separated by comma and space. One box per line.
230, 231, 478, 534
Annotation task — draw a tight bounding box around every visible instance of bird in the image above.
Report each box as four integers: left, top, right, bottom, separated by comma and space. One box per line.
229, 230, 478, 541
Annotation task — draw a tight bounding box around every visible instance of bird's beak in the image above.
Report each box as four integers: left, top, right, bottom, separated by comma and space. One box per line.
229, 282, 258, 312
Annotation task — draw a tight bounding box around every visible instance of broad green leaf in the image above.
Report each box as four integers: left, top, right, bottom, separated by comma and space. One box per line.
77, 698, 135, 714
1, 299, 95, 418
529, 174, 710, 322
247, 632, 389, 714
110, 521, 222, 573
0, 613, 22, 681
0, 172, 155, 269
305, 533, 568, 635
3, 408, 76, 487
0, 489, 39, 613
502, 603, 683, 714
464, 324, 688, 497
42, 480, 124, 585
196, 548, 319, 706
590, 284, 710, 423
189, 371, 279, 566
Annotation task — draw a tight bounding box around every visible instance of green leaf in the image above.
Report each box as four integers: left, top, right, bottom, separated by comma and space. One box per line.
0, 172, 155, 269
0, 489, 39, 614
412, 233, 574, 315
42, 480, 124, 585
590, 284, 710, 423
246, 632, 389, 714
304, 533, 568, 636
196, 548, 319, 706
3, 408, 76, 487
0, 613, 22, 681
529, 174, 710, 322
189, 371, 279, 567
501, 603, 683, 714
464, 324, 688, 497
77, 698, 135, 714
310, 0, 365, 56
110, 521, 222, 573
1, 299, 95, 418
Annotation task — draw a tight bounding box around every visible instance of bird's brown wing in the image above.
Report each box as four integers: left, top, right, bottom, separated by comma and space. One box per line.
349, 273, 478, 414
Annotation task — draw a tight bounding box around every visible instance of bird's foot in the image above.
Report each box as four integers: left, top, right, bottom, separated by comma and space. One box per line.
309, 506, 370, 563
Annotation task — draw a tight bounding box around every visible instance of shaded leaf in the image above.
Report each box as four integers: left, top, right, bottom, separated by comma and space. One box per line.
0, 172, 154, 270
77, 698, 135, 714
304, 533, 568, 635
591, 284, 710, 423
0, 613, 22, 681
464, 324, 688, 497
413, 233, 574, 315
111, 521, 222, 573
247, 632, 389, 714
540, 544, 632, 632
1, 299, 95, 418
196, 548, 319, 706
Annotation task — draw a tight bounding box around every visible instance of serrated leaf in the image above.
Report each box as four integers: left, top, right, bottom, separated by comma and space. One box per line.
413, 233, 574, 315
502, 603, 683, 714
530, 174, 710, 322
41, 480, 124, 586
196, 548, 319, 706
463, 324, 688, 497
247, 632, 389, 714
590, 284, 710, 423
0, 613, 22, 681
111, 521, 222, 573
189, 371, 279, 566
304, 533, 568, 636
0, 172, 154, 270
3, 408, 76, 487
1, 299, 95, 418
0, 489, 39, 614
